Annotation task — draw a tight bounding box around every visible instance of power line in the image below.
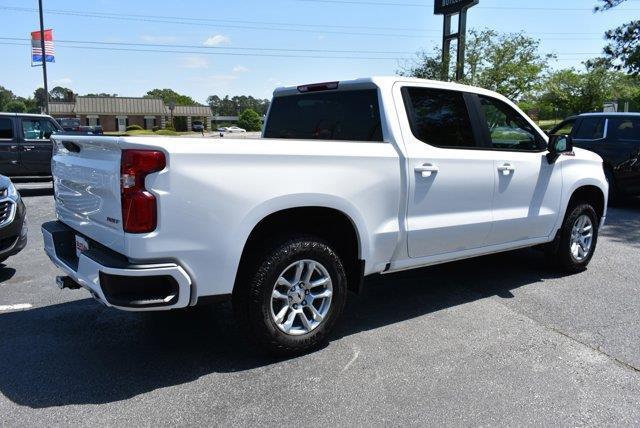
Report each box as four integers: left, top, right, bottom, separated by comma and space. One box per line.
0, 6, 611, 40
0, 5, 431, 33
0, 40, 602, 62
0, 36, 419, 55
294, 0, 640, 10
0, 41, 413, 60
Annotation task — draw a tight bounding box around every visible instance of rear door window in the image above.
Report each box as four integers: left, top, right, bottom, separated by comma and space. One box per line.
402, 87, 477, 149
0, 118, 13, 139
610, 118, 640, 141
264, 89, 382, 141
573, 118, 605, 140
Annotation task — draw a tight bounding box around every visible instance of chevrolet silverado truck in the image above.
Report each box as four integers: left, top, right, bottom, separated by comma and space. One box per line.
42, 77, 608, 355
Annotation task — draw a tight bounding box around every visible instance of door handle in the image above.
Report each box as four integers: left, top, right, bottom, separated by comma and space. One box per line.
415, 163, 439, 178
22, 145, 35, 151
497, 163, 515, 175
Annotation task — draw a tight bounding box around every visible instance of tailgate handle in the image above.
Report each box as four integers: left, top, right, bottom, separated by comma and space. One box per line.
62, 141, 81, 153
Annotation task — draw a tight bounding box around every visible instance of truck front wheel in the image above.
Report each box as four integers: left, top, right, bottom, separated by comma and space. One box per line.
546, 202, 599, 273
233, 236, 347, 356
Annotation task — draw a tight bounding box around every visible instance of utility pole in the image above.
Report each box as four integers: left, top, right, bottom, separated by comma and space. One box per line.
38, 0, 49, 114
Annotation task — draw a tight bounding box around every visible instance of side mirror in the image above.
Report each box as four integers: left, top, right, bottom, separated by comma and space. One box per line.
547, 134, 573, 163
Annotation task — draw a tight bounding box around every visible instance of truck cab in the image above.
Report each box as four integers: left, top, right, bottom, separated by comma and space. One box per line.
0, 112, 62, 176
550, 113, 640, 199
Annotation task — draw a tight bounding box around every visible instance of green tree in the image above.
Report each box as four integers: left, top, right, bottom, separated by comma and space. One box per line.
207, 95, 270, 116
0, 86, 15, 111
595, 0, 640, 75
34, 87, 47, 110
237, 108, 262, 131
4, 100, 26, 113
399, 29, 553, 100
536, 60, 632, 116
144, 89, 197, 106
49, 86, 75, 101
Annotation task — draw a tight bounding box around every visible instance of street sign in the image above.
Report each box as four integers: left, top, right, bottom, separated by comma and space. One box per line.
437, 0, 478, 81
434, 0, 479, 15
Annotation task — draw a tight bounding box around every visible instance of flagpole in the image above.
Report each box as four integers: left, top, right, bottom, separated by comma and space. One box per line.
38, 0, 49, 114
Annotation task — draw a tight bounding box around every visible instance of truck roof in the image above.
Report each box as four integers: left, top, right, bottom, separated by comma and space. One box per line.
579, 112, 640, 117
272, 76, 513, 103
0, 112, 54, 119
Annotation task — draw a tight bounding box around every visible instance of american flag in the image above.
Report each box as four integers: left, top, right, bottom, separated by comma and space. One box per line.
31, 29, 55, 63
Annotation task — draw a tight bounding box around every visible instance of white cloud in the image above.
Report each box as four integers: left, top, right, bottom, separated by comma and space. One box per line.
53, 77, 73, 85
232, 65, 249, 73
203, 35, 230, 46
141, 34, 179, 43
180, 55, 209, 69
209, 74, 238, 82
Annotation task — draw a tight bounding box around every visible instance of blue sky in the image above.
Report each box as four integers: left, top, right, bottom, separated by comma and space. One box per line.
1, 0, 638, 103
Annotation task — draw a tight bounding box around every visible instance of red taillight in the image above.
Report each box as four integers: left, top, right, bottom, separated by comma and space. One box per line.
121, 149, 166, 233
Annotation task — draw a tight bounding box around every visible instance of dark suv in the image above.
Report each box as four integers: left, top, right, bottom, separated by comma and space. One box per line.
0, 113, 62, 177
550, 113, 640, 200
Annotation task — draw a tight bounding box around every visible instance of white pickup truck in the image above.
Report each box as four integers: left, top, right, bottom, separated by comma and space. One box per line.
42, 77, 607, 355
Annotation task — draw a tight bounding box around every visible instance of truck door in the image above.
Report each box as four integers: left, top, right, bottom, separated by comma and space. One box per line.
0, 116, 21, 175
18, 117, 58, 175
606, 117, 640, 195
397, 85, 495, 258
473, 94, 563, 245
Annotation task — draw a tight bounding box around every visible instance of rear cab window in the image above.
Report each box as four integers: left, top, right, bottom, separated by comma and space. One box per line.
263, 89, 383, 142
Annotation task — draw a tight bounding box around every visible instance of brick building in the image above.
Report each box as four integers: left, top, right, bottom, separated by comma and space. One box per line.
49, 96, 213, 132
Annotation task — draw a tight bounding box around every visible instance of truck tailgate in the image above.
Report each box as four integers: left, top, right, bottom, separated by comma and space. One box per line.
52, 136, 125, 253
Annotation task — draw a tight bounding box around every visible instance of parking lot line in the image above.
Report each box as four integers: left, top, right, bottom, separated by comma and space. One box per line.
0, 303, 33, 312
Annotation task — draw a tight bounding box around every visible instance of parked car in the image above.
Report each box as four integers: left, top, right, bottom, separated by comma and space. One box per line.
216, 126, 228, 132
56, 117, 104, 135
0, 175, 27, 264
192, 121, 205, 132
226, 126, 246, 133
0, 112, 62, 177
42, 77, 607, 355
549, 113, 640, 200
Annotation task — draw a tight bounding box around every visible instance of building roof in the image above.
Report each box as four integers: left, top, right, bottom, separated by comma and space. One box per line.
169, 105, 212, 117
74, 96, 166, 115
48, 102, 75, 115
49, 96, 213, 117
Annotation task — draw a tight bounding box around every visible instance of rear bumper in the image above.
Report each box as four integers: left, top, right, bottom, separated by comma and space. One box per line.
41, 221, 192, 311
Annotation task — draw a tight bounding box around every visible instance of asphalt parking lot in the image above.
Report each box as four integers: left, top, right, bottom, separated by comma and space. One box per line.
1, 183, 639, 426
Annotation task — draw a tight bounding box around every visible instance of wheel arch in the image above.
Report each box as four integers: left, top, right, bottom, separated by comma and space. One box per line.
234, 202, 368, 295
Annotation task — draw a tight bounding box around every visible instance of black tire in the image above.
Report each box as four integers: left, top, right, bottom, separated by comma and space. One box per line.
233, 236, 348, 356
546, 203, 599, 273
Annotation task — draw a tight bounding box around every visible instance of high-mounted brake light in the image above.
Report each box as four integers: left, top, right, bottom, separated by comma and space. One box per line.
120, 149, 166, 233
297, 81, 339, 93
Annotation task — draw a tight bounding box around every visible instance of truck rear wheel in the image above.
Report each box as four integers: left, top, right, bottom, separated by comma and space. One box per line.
233, 236, 347, 356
